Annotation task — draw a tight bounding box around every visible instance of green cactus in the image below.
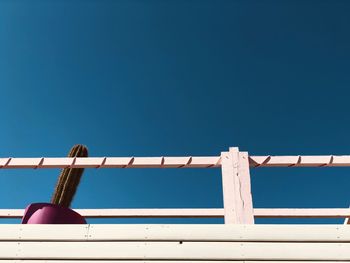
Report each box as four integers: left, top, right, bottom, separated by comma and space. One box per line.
51, 144, 88, 207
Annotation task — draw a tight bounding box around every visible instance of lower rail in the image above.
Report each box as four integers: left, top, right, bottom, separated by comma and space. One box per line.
1, 208, 350, 219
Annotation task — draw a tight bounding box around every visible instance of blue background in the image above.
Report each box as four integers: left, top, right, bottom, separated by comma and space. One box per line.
0, 0, 349, 224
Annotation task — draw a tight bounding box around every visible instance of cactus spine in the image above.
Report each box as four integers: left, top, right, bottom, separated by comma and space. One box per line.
51, 144, 88, 207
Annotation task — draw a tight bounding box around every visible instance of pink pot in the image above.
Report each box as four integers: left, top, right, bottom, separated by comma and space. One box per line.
21, 203, 86, 224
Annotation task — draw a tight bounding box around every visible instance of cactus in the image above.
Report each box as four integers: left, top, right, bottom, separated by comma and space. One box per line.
51, 144, 88, 207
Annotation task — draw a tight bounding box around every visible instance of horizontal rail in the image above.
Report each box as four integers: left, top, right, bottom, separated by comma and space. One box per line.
255, 208, 350, 218
2, 208, 350, 219
0, 155, 350, 168
6, 262, 349, 263
249, 155, 350, 167
0, 157, 221, 169
0, 209, 224, 218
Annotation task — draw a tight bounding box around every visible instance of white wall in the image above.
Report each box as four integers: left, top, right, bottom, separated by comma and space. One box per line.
0, 224, 350, 261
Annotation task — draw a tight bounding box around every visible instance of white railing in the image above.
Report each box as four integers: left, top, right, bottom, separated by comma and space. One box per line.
1, 147, 350, 224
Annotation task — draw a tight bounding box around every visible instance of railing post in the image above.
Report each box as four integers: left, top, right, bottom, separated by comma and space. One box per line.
221, 147, 254, 224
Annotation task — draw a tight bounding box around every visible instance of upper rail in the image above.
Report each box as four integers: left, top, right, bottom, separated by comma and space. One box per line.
0, 155, 349, 168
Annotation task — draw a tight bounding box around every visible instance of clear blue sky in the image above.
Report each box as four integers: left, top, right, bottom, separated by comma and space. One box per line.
0, 0, 349, 224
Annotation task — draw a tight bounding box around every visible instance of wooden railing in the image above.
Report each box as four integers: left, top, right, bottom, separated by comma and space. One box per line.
1, 147, 350, 224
